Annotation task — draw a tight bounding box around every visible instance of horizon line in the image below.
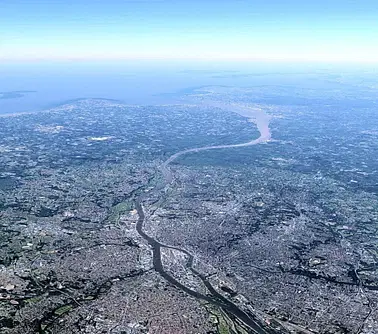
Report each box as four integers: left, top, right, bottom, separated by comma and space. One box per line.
2, 56, 378, 65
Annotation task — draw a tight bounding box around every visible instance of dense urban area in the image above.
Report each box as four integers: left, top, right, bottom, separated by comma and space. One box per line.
1, 83, 378, 333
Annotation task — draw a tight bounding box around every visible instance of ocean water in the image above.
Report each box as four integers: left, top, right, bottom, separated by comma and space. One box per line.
0, 61, 375, 115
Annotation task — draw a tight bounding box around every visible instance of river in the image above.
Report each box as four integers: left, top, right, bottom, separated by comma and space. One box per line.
134, 107, 283, 333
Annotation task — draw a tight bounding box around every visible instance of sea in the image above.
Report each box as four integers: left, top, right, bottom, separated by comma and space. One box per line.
0, 61, 374, 115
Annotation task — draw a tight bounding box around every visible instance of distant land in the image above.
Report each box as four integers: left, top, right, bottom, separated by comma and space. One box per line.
0, 91, 37, 99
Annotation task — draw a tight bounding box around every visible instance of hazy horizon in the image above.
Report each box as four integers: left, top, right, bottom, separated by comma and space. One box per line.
2, 0, 378, 63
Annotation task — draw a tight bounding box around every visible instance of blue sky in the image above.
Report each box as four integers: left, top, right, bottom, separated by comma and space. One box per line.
1, 0, 378, 63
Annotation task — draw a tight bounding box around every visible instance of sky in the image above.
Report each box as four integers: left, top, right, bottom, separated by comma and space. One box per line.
1, 0, 378, 63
